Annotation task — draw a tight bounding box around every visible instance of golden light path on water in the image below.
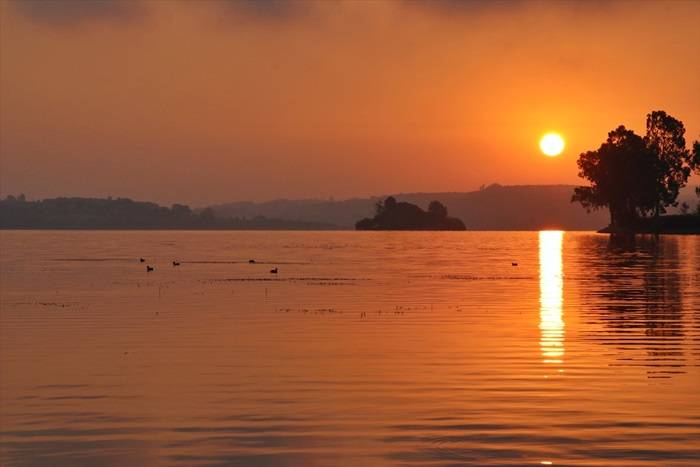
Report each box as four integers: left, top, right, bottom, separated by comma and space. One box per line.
539, 231, 564, 367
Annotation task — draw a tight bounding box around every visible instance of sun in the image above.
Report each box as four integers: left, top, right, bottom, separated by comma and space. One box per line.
540, 132, 565, 157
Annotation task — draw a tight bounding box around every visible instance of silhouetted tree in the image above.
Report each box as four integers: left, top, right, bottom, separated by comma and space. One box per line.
644, 111, 696, 216
0, 197, 335, 229
199, 207, 216, 222
374, 200, 384, 215
572, 125, 657, 227
171, 203, 192, 219
428, 200, 448, 218
573, 111, 699, 228
693, 141, 700, 206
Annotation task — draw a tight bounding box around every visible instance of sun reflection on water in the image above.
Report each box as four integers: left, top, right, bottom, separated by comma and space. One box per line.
539, 231, 564, 366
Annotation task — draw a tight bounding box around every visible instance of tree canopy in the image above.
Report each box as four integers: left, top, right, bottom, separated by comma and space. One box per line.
644, 111, 694, 214
694, 141, 700, 205
572, 111, 699, 227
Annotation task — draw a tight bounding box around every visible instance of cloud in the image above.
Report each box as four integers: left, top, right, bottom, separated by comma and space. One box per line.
402, 0, 524, 14
223, 0, 307, 18
9, 0, 615, 30
401, 0, 616, 17
13, 0, 148, 26
212, 0, 314, 22
12, 0, 312, 27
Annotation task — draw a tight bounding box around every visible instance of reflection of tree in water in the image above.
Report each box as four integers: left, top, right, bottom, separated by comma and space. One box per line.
640, 238, 684, 378
579, 234, 686, 378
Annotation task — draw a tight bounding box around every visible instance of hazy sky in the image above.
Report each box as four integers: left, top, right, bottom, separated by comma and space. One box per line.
1, 0, 699, 206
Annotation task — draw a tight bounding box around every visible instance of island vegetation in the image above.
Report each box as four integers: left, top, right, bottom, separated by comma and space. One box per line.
0, 196, 335, 230
355, 197, 466, 230
572, 110, 700, 234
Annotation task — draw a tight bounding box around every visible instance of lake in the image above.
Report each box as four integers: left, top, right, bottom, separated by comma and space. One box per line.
0, 231, 698, 466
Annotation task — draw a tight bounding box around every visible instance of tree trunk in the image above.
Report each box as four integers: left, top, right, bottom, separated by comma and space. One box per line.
609, 204, 618, 227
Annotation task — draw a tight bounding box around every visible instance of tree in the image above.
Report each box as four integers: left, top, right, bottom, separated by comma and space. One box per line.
428, 200, 447, 218
373, 196, 396, 216
644, 111, 696, 215
171, 203, 192, 218
573, 111, 699, 228
199, 207, 216, 223
693, 141, 700, 203
374, 200, 384, 216
572, 125, 657, 227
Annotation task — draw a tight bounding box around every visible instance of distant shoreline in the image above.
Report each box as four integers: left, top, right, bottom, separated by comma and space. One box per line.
3, 227, 699, 236
598, 227, 700, 235
0, 227, 648, 232
0, 227, 340, 232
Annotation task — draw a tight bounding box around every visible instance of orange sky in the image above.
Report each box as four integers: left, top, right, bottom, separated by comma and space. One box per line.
1, 0, 699, 206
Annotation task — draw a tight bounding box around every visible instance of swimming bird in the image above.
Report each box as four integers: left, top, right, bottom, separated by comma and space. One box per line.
139, 258, 145, 263
512, 262, 518, 266
270, 267, 278, 274
249, 259, 256, 264
172, 261, 180, 266
146, 266, 154, 272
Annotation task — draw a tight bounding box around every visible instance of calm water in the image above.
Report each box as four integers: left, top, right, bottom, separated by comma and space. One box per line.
0, 231, 699, 466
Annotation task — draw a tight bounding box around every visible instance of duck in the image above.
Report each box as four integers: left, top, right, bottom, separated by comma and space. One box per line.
139, 258, 145, 263
172, 261, 180, 266
249, 259, 256, 264
270, 267, 278, 274
512, 262, 518, 267
146, 266, 154, 272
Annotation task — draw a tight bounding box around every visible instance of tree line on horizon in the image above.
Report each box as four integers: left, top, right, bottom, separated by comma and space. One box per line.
572, 110, 700, 229
0, 196, 335, 230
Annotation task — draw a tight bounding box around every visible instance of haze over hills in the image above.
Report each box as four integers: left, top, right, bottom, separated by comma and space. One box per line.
4, 184, 696, 231
209, 184, 612, 230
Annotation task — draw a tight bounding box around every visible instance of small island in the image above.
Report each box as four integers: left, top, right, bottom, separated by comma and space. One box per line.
355, 197, 466, 231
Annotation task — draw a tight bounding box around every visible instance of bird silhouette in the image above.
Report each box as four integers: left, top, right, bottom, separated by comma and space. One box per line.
270, 267, 278, 274
139, 258, 145, 263
172, 261, 180, 266
249, 259, 256, 264
512, 262, 518, 266
146, 266, 154, 272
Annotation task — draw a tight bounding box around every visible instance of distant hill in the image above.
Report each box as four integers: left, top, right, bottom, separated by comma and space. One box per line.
209, 184, 611, 230
208, 197, 375, 229
5, 185, 693, 230
0, 196, 335, 230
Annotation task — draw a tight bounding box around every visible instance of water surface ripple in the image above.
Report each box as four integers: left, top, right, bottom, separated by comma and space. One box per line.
1, 231, 698, 466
